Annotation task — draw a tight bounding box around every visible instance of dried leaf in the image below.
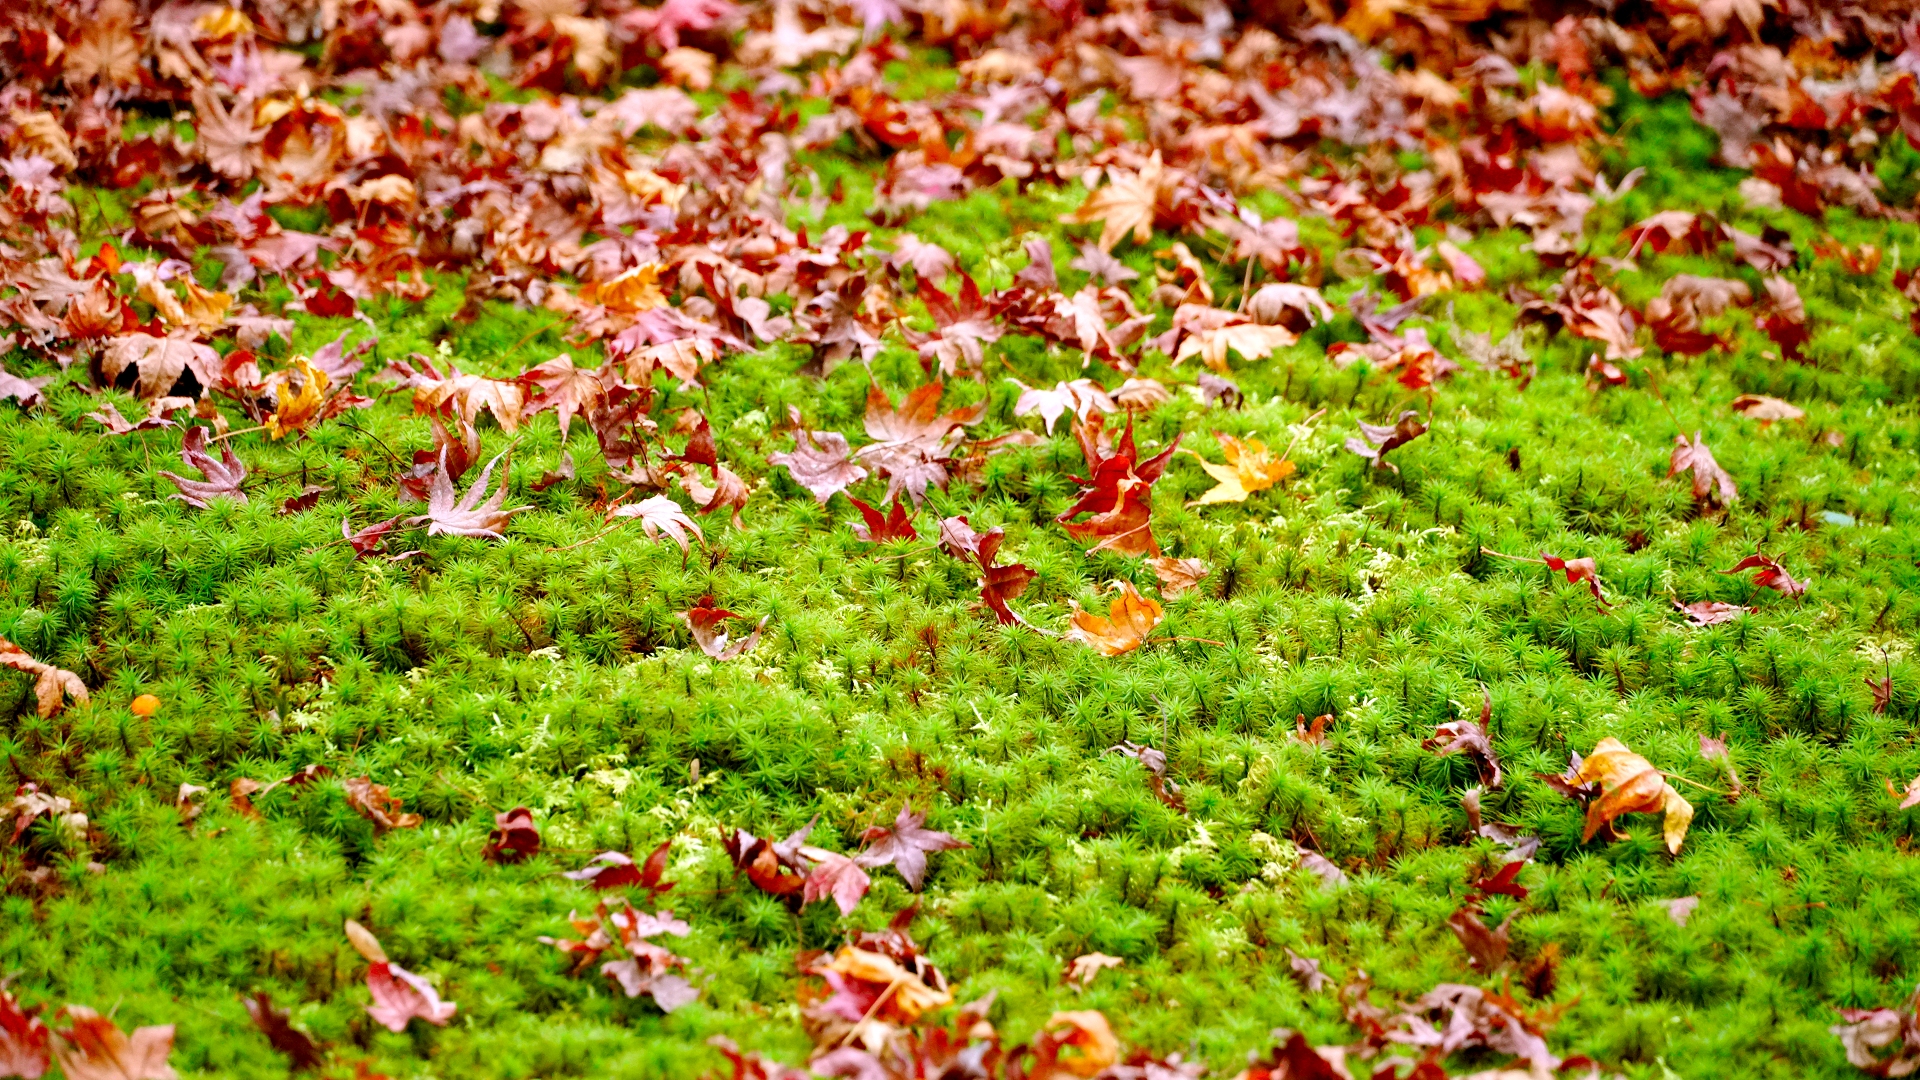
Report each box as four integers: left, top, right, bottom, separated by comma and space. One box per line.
1188, 433, 1293, 505
855, 804, 969, 890
243, 993, 323, 1073
0, 636, 89, 718
1721, 549, 1807, 597
771, 428, 868, 504
484, 807, 541, 864
1669, 432, 1738, 509
612, 495, 703, 554
51, 1007, 175, 1080
1573, 737, 1694, 853
1067, 581, 1164, 656
343, 776, 422, 831
159, 427, 248, 508
0, 987, 50, 1080
1148, 556, 1209, 598
1344, 411, 1427, 473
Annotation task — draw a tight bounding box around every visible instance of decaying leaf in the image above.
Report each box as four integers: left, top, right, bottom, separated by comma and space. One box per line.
243, 993, 323, 1073
343, 776, 422, 831
612, 495, 703, 554
1065, 953, 1123, 989
1424, 687, 1503, 787
855, 803, 969, 891
51, 1006, 176, 1080
1344, 411, 1427, 473
0, 987, 50, 1080
1721, 549, 1807, 597
1669, 432, 1738, 510
0, 637, 89, 718
679, 596, 767, 661
1573, 737, 1694, 854
1148, 556, 1208, 598
484, 807, 541, 864
159, 426, 248, 508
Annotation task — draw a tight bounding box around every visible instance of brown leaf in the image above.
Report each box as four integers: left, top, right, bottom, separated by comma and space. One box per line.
520, 355, 607, 440
1729, 394, 1803, 426
1344, 411, 1427, 473
159, 427, 249, 509
1540, 551, 1607, 606
1424, 688, 1503, 787
421, 451, 530, 540
678, 597, 766, 661
51, 1007, 175, 1080
1065, 953, 1123, 989
1889, 774, 1920, 811
0, 637, 89, 718
102, 335, 218, 400
1446, 904, 1512, 971
343, 776, 422, 831
1675, 599, 1746, 626
0, 987, 50, 1080
771, 427, 868, 504
483, 807, 541, 864
1669, 432, 1738, 509
1148, 556, 1209, 598
243, 993, 324, 1073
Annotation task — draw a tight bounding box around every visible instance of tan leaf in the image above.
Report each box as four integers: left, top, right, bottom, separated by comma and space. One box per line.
1061, 173, 1156, 251
1574, 737, 1693, 854
1729, 394, 1803, 427
101, 334, 219, 400
10, 111, 77, 171
1174, 321, 1297, 372
1064, 953, 1123, 989
51, 1007, 175, 1080
1148, 556, 1209, 598
0, 637, 89, 718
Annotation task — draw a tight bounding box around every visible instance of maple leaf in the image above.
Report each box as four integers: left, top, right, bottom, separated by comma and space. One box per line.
771, 427, 868, 504
1729, 393, 1803, 426
1868, 675, 1893, 716
159, 427, 249, 509
1573, 737, 1694, 854
612, 495, 703, 554
678, 464, 750, 529
679, 596, 767, 661
1188, 434, 1294, 505
1065, 953, 1123, 989
847, 496, 917, 543
1469, 860, 1530, 903
888, 234, 956, 281
1675, 600, 1746, 626
1424, 688, 1503, 787
857, 381, 983, 506
363, 962, 457, 1033
1036, 1011, 1119, 1078
243, 993, 323, 1073
1756, 275, 1810, 360
1721, 549, 1807, 597
0, 637, 89, 719
342, 517, 409, 561
1009, 378, 1116, 435
420, 451, 529, 540
800, 847, 873, 915
1061, 169, 1157, 250
1344, 411, 1427, 473
1831, 985, 1920, 1078
385, 354, 526, 435
901, 274, 1003, 377
484, 807, 541, 864
1108, 741, 1185, 812
937, 516, 1038, 625
1068, 243, 1139, 286
1668, 432, 1738, 510
1067, 581, 1165, 656
566, 841, 675, 900
1174, 317, 1298, 372
855, 804, 969, 891
102, 334, 218, 400
1148, 556, 1209, 598
0, 361, 50, 411
520, 355, 607, 440
343, 776, 422, 831
1446, 904, 1512, 972
726, 820, 814, 898
1541, 552, 1607, 606
0, 987, 49, 1080
1890, 775, 1920, 811
51, 1007, 175, 1080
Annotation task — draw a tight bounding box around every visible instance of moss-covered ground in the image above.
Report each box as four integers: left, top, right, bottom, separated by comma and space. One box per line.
5, 87, 1920, 1079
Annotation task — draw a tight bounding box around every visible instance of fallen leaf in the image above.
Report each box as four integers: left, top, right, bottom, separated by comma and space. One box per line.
1665, 896, 1700, 926
847, 496, 917, 543
51, 1007, 175, 1080
243, 993, 323, 1073
0, 636, 89, 718
1188, 434, 1294, 505
770, 427, 868, 503
678, 596, 767, 661
101, 334, 218, 400
364, 963, 457, 1033
1065, 953, 1123, 989
159, 427, 248, 508
1067, 581, 1165, 656
1446, 904, 1512, 971
1148, 556, 1209, 598
1675, 600, 1746, 626
799, 847, 872, 915
1573, 737, 1694, 854
1424, 688, 1503, 787
0, 987, 50, 1080
1669, 432, 1738, 509
856, 803, 969, 891
1889, 774, 1920, 811
1541, 552, 1607, 606
1344, 411, 1427, 473
611, 495, 703, 554
1285, 948, 1330, 994
1729, 394, 1804, 426
343, 776, 422, 831
1108, 741, 1185, 813
1721, 549, 1807, 597
483, 807, 541, 864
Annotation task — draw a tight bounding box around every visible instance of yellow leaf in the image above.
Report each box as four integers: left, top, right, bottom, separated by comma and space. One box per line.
1045, 1010, 1119, 1077
591, 263, 668, 314
1060, 170, 1157, 251
265, 357, 330, 439
1574, 737, 1694, 854
1189, 434, 1294, 505
1068, 581, 1164, 656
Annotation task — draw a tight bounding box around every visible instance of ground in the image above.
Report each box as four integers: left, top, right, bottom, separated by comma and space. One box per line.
3, 5, 1920, 1080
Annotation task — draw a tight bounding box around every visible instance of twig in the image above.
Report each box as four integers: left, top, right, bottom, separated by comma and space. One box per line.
1641, 365, 1684, 432
509, 319, 566, 357
545, 524, 622, 554
1663, 772, 1733, 798
834, 977, 905, 1049
1152, 635, 1229, 647
1478, 547, 1545, 565
208, 424, 270, 444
